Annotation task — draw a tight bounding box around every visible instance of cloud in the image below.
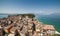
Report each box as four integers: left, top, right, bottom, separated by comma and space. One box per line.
38, 8, 60, 15
0, 5, 60, 15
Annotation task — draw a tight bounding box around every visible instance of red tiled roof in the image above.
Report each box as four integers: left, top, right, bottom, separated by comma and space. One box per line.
42, 25, 55, 30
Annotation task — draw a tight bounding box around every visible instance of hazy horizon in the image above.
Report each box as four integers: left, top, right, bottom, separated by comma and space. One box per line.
0, 0, 60, 15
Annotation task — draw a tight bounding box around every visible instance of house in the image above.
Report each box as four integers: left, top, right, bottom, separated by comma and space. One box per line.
36, 24, 41, 33
8, 33, 15, 36
0, 26, 3, 36
42, 24, 55, 36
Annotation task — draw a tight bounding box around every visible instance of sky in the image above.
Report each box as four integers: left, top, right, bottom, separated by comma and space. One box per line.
0, 0, 60, 15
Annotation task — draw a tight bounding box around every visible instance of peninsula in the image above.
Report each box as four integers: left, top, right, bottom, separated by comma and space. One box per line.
0, 14, 58, 36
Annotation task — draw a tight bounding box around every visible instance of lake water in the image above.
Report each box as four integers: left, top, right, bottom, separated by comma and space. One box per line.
37, 15, 60, 32
0, 15, 8, 18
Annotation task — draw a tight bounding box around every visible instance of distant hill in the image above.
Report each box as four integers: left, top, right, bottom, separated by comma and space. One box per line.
36, 12, 60, 18
8, 14, 35, 18
0, 13, 35, 18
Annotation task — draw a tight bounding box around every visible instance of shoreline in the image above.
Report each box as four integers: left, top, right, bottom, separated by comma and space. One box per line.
36, 17, 60, 33
0, 14, 60, 36
39, 21, 60, 33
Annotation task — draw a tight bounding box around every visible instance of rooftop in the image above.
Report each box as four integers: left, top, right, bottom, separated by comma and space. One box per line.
43, 24, 55, 30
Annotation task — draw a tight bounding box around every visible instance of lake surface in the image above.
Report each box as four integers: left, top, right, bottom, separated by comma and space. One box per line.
37, 15, 60, 32
0, 15, 8, 18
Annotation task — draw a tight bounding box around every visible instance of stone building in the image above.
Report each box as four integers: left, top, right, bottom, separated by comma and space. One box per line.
42, 25, 55, 36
